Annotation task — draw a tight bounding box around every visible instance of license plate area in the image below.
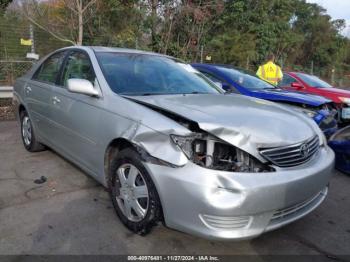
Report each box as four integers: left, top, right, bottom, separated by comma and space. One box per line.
342, 108, 350, 119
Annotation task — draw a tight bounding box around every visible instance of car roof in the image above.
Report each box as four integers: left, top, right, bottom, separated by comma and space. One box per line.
193, 63, 255, 75
57, 46, 174, 59
285, 71, 308, 75
193, 63, 236, 69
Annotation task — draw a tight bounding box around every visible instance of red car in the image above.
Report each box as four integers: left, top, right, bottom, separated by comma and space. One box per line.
280, 72, 350, 123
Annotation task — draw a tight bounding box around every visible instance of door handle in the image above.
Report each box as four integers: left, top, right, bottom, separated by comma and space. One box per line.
52, 96, 61, 104
24, 86, 32, 94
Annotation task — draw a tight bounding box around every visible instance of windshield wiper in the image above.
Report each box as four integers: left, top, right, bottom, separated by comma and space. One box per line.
262, 87, 277, 90
120, 92, 161, 96
188, 91, 207, 94
175, 91, 206, 95
225, 89, 236, 94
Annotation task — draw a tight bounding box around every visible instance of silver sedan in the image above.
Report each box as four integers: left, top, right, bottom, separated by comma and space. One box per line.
13, 46, 334, 240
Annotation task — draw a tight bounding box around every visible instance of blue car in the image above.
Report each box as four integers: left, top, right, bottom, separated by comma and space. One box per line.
192, 63, 337, 137
329, 126, 350, 174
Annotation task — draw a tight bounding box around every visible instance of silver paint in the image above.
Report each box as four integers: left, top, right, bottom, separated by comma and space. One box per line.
13, 46, 335, 240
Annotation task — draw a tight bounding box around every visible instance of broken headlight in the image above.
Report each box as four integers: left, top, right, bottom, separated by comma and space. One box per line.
301, 108, 317, 118
171, 134, 274, 172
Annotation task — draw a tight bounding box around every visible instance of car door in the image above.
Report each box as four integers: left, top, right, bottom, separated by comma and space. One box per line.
278, 74, 302, 91
49, 50, 103, 175
25, 51, 67, 143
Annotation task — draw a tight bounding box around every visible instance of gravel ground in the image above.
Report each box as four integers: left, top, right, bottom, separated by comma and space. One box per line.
0, 98, 15, 121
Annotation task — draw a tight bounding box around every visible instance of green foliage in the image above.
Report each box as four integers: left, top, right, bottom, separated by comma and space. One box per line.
84, 0, 143, 48
0, 0, 349, 85
0, 0, 12, 13
204, 0, 349, 81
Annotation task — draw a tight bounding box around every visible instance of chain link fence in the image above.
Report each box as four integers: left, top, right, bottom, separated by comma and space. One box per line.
0, 61, 35, 86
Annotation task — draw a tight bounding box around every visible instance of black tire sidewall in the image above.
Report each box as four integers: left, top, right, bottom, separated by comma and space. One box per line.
20, 110, 44, 152
109, 148, 162, 234
20, 110, 33, 151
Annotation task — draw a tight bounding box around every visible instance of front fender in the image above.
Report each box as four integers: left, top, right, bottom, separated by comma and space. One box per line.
125, 121, 189, 167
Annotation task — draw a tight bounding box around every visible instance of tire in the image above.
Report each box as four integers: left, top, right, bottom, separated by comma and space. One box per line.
109, 148, 162, 235
20, 110, 45, 152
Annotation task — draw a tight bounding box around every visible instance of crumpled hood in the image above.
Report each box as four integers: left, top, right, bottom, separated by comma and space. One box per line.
127, 94, 319, 158
250, 89, 330, 106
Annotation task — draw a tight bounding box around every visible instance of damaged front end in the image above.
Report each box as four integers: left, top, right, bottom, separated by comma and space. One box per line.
128, 99, 274, 173
328, 125, 350, 175
170, 133, 274, 172
313, 108, 338, 138
281, 102, 338, 138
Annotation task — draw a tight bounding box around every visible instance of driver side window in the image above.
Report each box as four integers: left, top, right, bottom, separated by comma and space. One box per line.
62, 51, 96, 87
279, 74, 297, 87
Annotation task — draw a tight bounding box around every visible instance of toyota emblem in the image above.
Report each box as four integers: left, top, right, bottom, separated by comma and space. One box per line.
300, 143, 310, 158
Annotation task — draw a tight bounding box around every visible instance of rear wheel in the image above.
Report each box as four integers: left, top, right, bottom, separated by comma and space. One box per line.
109, 148, 162, 235
20, 110, 45, 152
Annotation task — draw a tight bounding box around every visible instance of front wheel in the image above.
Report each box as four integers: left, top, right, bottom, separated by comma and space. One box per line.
109, 148, 162, 235
20, 110, 45, 152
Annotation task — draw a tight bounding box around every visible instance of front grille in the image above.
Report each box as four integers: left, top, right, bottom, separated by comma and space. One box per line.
200, 214, 251, 230
259, 135, 320, 167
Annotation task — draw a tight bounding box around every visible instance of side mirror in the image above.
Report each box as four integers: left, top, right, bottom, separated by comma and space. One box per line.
67, 79, 99, 97
291, 82, 303, 89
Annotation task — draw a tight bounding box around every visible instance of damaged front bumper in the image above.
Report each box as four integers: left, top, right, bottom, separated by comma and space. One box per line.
143, 145, 334, 240
329, 125, 350, 175
313, 109, 338, 138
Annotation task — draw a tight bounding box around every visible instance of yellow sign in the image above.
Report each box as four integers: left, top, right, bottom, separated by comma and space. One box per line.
205, 55, 212, 61
20, 38, 32, 46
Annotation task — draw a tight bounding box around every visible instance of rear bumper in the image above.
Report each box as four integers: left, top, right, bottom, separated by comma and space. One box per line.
144, 145, 334, 240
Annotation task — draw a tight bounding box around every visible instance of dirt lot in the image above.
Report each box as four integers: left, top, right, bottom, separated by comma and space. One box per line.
0, 120, 349, 259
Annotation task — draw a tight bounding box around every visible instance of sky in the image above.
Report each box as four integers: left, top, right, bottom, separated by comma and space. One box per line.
307, 0, 350, 37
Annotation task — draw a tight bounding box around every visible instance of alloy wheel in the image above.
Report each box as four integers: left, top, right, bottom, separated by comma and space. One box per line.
115, 163, 149, 222
22, 116, 32, 146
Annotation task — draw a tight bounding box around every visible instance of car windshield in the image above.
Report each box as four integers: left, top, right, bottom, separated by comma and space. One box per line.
96, 52, 222, 96
296, 73, 332, 88
218, 67, 276, 90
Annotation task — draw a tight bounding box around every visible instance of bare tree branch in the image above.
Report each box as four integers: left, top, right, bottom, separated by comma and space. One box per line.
82, 0, 97, 13
26, 15, 76, 45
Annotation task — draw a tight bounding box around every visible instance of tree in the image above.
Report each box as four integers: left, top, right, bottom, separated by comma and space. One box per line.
0, 0, 12, 13
20, 0, 97, 45
84, 0, 142, 48
153, 0, 224, 60
2, 0, 349, 84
